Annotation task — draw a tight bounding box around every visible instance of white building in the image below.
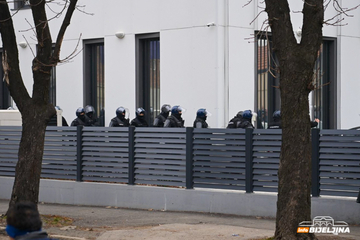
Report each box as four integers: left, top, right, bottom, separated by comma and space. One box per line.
1, 0, 360, 129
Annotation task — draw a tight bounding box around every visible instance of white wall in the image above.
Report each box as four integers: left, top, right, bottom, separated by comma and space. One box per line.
3, 0, 360, 128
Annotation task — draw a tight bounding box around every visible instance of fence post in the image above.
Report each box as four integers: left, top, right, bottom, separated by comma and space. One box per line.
76, 125, 83, 182
311, 128, 320, 197
128, 127, 135, 185
245, 128, 253, 193
186, 127, 194, 189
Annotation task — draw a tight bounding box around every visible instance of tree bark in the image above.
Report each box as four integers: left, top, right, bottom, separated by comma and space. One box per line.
264, 0, 323, 239
9, 104, 51, 206
0, 0, 78, 208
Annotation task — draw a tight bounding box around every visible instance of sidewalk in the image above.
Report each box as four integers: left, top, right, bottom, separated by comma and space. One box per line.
0, 199, 359, 240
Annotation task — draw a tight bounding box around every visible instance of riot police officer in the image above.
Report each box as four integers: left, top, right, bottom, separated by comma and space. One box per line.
84, 105, 98, 126
227, 111, 243, 128
109, 107, 130, 127
268, 110, 281, 129
164, 105, 185, 128
193, 108, 209, 128
153, 104, 171, 127
71, 107, 86, 126
238, 110, 254, 129
268, 110, 319, 129
130, 108, 148, 127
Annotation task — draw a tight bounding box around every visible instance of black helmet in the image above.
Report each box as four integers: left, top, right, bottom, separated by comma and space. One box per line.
116, 107, 126, 118
236, 111, 243, 120
136, 108, 146, 118
76, 107, 85, 117
161, 104, 171, 114
273, 110, 281, 120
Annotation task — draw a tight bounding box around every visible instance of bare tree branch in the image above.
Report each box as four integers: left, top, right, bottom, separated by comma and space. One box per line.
52, 0, 78, 64
0, 0, 31, 111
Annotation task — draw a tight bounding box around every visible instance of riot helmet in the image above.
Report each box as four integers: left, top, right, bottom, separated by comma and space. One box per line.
116, 107, 126, 119
136, 108, 146, 120
273, 110, 281, 121
242, 110, 253, 120
161, 104, 171, 118
236, 111, 244, 120
196, 108, 210, 120
84, 105, 95, 119
171, 105, 184, 118
76, 107, 85, 121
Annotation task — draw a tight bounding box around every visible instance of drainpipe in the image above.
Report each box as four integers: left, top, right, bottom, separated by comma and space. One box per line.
336, 0, 341, 129
217, 0, 229, 127
224, 0, 230, 126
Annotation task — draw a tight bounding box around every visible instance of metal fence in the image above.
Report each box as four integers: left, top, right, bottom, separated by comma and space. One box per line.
0, 126, 359, 198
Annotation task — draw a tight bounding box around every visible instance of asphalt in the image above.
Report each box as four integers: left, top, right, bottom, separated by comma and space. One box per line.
0, 199, 359, 240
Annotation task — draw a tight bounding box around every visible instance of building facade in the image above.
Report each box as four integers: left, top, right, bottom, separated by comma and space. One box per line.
1, 0, 360, 129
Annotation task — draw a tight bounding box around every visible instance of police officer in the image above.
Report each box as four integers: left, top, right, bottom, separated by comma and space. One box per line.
227, 111, 243, 128
48, 106, 69, 126
153, 104, 171, 127
71, 107, 86, 126
193, 108, 209, 128
164, 105, 185, 128
268, 110, 281, 129
238, 110, 254, 129
84, 105, 98, 126
130, 108, 148, 127
268, 110, 319, 129
109, 107, 130, 127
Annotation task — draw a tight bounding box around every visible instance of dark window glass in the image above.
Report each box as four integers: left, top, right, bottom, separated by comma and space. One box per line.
84, 40, 105, 126
255, 34, 336, 129
136, 33, 160, 125
0, 49, 11, 109
14, 0, 30, 10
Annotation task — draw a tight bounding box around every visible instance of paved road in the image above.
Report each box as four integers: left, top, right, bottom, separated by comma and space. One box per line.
0, 200, 359, 240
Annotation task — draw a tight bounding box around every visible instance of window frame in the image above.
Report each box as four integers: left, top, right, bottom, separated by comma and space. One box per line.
0, 49, 11, 109
254, 32, 337, 129
83, 38, 105, 125
135, 32, 160, 125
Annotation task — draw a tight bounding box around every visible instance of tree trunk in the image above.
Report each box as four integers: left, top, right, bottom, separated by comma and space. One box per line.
274, 56, 316, 240
263, 0, 323, 238
9, 105, 50, 207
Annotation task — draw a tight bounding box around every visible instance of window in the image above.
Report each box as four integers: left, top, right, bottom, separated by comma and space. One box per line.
255, 34, 336, 129
14, 0, 30, 10
83, 39, 105, 126
310, 39, 337, 129
136, 33, 160, 126
0, 49, 11, 109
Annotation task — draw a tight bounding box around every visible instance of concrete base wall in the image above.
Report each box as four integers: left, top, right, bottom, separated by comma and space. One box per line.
0, 177, 359, 224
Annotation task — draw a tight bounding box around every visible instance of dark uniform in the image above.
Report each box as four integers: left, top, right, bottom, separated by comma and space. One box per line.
71, 117, 86, 126
238, 110, 254, 129
153, 104, 171, 127
227, 111, 243, 129
193, 108, 209, 128
109, 117, 130, 127
84, 105, 98, 126
193, 118, 208, 128
130, 108, 148, 127
71, 107, 86, 126
164, 115, 184, 127
268, 110, 318, 129
109, 107, 130, 127
164, 105, 184, 128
